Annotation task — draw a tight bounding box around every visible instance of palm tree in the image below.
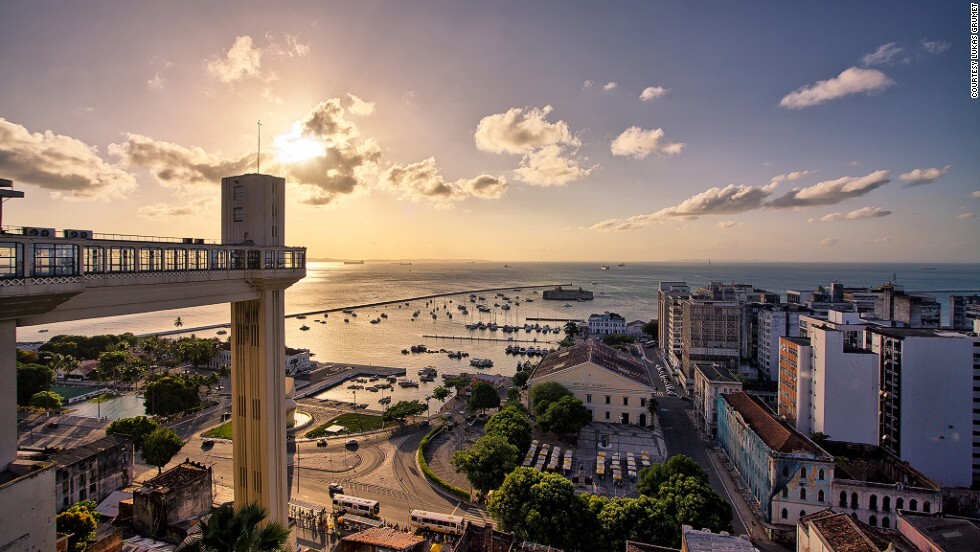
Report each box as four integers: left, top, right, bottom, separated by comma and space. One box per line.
174, 316, 184, 329
176, 503, 290, 552
563, 321, 579, 338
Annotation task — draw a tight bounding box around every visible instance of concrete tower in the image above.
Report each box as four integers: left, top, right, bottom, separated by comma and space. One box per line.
221, 173, 292, 523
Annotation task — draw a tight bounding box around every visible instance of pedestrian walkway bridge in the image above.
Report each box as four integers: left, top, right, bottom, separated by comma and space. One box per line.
0, 226, 306, 325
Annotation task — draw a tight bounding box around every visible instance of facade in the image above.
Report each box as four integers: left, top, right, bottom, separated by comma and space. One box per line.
715, 392, 834, 530
796, 510, 895, 552
777, 337, 811, 431
54, 434, 134, 512
133, 460, 213, 542
626, 320, 648, 338
681, 299, 741, 384
799, 311, 866, 349
823, 441, 942, 530
680, 525, 756, 552
864, 327, 976, 488
949, 294, 980, 330
756, 304, 805, 381
658, 282, 690, 371
874, 283, 940, 328
209, 342, 311, 375
0, 457, 56, 552
692, 363, 742, 437
806, 326, 878, 445
588, 312, 627, 335
529, 340, 656, 426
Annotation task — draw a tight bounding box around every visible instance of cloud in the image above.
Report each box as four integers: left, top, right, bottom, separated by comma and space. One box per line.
874, 236, 891, 243
206, 35, 266, 84
474, 105, 578, 154
769, 170, 813, 186
590, 181, 777, 231
820, 238, 840, 247
716, 221, 741, 229
381, 157, 508, 203
109, 134, 252, 192
603, 82, 618, 91
147, 60, 174, 90
861, 42, 903, 66
266, 32, 310, 57
779, 67, 894, 109
299, 98, 360, 143
955, 212, 975, 220
0, 118, 137, 199
971, 191, 980, 199
899, 165, 950, 186
639, 86, 668, 101
514, 144, 593, 186
137, 197, 215, 218
582, 80, 594, 90
610, 127, 684, 159
768, 170, 891, 208
346, 94, 376, 116
809, 206, 893, 222
922, 39, 951, 54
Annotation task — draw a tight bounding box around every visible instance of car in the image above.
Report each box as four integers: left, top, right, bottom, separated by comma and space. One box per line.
316, 439, 328, 448
201, 439, 215, 449
328, 483, 344, 496
346, 439, 358, 448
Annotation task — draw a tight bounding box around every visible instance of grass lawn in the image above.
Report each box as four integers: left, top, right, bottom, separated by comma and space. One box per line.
51, 385, 101, 401
306, 413, 384, 438
202, 421, 233, 439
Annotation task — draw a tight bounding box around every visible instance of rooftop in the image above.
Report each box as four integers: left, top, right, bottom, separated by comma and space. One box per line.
530, 340, 653, 388
342, 527, 423, 549
781, 336, 810, 346
143, 459, 209, 491
681, 525, 756, 552
53, 433, 130, 467
722, 392, 829, 457
694, 363, 739, 383
822, 441, 939, 488
801, 510, 883, 552
900, 514, 980, 552
624, 541, 680, 552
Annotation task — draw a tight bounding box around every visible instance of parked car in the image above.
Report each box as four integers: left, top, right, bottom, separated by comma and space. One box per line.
328, 483, 344, 496
316, 439, 328, 448
346, 439, 358, 448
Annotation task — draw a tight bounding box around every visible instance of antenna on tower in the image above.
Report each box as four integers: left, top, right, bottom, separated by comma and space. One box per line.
256, 120, 262, 174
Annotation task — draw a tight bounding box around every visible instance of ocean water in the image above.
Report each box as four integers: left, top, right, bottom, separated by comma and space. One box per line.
19, 262, 980, 411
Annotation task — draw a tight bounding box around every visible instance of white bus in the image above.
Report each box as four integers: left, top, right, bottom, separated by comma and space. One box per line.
331, 494, 380, 518
409, 510, 466, 535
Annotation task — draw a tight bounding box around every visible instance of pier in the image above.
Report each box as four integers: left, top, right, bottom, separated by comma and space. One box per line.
525, 317, 585, 322
297, 362, 406, 399
422, 334, 560, 344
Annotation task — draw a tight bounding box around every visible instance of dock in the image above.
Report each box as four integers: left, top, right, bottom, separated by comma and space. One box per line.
421, 334, 560, 344
296, 362, 406, 399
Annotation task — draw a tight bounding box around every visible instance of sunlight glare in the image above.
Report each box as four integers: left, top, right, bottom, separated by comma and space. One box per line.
274, 128, 325, 163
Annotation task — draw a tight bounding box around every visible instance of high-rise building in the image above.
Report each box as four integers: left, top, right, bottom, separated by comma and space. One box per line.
755, 304, 806, 381
874, 283, 940, 328
657, 281, 690, 370
949, 294, 980, 330
865, 327, 977, 487
681, 298, 740, 384
777, 336, 811, 431
692, 362, 742, 437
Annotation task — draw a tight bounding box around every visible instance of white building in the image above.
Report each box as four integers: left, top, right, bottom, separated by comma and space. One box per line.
588, 312, 626, 335
756, 304, 804, 381
865, 327, 977, 488
806, 325, 879, 445
692, 363, 743, 437
210, 342, 311, 375
529, 340, 656, 426
657, 281, 690, 371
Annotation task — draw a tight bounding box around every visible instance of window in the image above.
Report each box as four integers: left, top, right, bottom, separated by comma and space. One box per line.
586, 394, 592, 404
234, 207, 244, 222
107, 247, 135, 272
210, 249, 228, 269
0, 243, 23, 278
234, 185, 244, 201
851, 493, 858, 509
83, 246, 104, 274
883, 496, 891, 512
138, 247, 163, 271
869, 515, 877, 527
882, 517, 890, 528
604, 411, 610, 420
818, 469, 825, 480
800, 488, 806, 500
33, 244, 77, 276
623, 397, 629, 406
818, 490, 824, 502
605, 396, 611, 405
840, 491, 848, 508
640, 398, 646, 407
801, 467, 807, 478
896, 498, 904, 510
923, 501, 930, 513
782, 487, 788, 498
869, 495, 878, 511
781, 508, 787, 519
909, 499, 917, 512
164, 249, 186, 271
189, 249, 208, 270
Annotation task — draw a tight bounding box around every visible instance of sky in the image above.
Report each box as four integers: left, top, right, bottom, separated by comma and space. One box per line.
1, 1, 978, 262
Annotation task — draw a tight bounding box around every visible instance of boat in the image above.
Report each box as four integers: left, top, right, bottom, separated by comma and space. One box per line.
342, 309, 354, 314
38, 329, 49, 333
600, 265, 609, 270
542, 286, 593, 301
501, 304, 511, 310
296, 315, 307, 319
216, 329, 227, 335
418, 366, 438, 377
370, 318, 380, 324
344, 260, 365, 264
379, 396, 392, 405
300, 325, 310, 331
344, 319, 350, 323
402, 349, 410, 354
504, 264, 512, 268
563, 303, 572, 308
618, 263, 625, 267
399, 262, 412, 265
380, 313, 388, 318
470, 358, 494, 368
366, 386, 379, 392
398, 378, 419, 387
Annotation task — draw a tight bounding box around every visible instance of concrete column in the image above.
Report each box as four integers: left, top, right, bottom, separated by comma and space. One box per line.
230, 284, 288, 524
1, 320, 16, 471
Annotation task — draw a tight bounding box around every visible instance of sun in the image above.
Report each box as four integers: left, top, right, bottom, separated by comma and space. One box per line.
274, 129, 324, 163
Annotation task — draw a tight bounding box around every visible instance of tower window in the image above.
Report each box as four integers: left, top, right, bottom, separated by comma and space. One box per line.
234, 207, 244, 222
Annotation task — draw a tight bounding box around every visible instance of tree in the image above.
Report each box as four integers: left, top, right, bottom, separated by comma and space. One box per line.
145, 374, 202, 416
107, 416, 160, 452
528, 381, 573, 416
451, 434, 519, 493
444, 376, 471, 391
563, 321, 580, 338
596, 495, 675, 551
485, 406, 532, 454
642, 319, 659, 338
601, 333, 635, 346
16, 363, 54, 405
655, 474, 733, 537
637, 454, 708, 497
57, 500, 98, 552
647, 395, 659, 418
141, 426, 185, 473
537, 395, 592, 438
431, 386, 451, 402
810, 431, 831, 446
488, 467, 583, 550
382, 400, 426, 424
96, 349, 136, 385
176, 337, 220, 368
29, 390, 63, 414
468, 380, 500, 413
511, 370, 530, 388
176, 502, 290, 552
174, 316, 184, 329
558, 337, 575, 348
16, 348, 40, 364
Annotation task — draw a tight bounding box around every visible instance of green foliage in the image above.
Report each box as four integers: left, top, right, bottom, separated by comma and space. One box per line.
484, 406, 532, 454
141, 426, 185, 473
511, 370, 530, 388
444, 376, 471, 390
95, 349, 137, 382
596, 495, 675, 550
107, 416, 160, 452
16, 363, 54, 405
528, 381, 573, 416
418, 425, 470, 500
202, 421, 233, 440
451, 434, 519, 493
642, 319, 659, 337
467, 380, 500, 413
431, 386, 452, 401
637, 454, 709, 496
488, 467, 583, 550
647, 395, 659, 417
558, 337, 575, 348
175, 337, 220, 368
537, 395, 592, 438
382, 400, 426, 423
29, 390, 63, 411
601, 333, 636, 346
656, 474, 733, 538
16, 348, 40, 364
506, 386, 521, 404
305, 413, 384, 438
175, 502, 290, 551
810, 431, 830, 445
57, 500, 98, 552
563, 321, 580, 338
40, 333, 133, 360
144, 374, 202, 416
